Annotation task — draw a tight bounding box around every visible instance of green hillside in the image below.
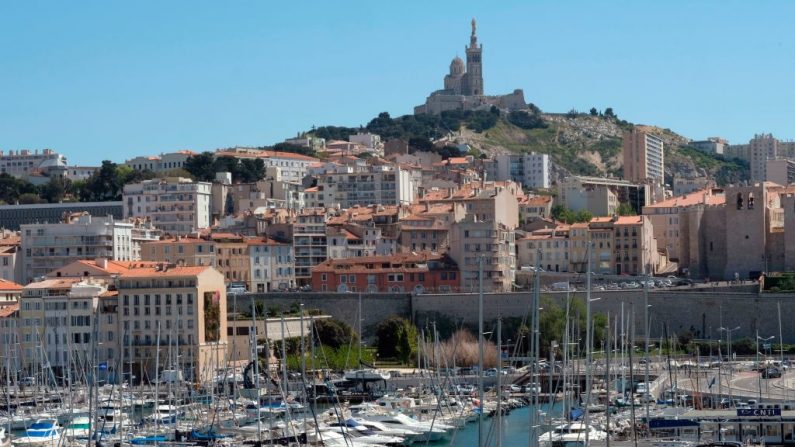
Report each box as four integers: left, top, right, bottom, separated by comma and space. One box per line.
307, 108, 749, 186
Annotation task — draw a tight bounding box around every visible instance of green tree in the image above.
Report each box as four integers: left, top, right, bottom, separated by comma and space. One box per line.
574, 210, 593, 223
18, 193, 45, 204
0, 174, 37, 204
589, 107, 598, 116
314, 319, 358, 350
604, 107, 616, 118
375, 316, 418, 363
81, 160, 124, 201
617, 202, 636, 216
39, 176, 72, 203
507, 111, 547, 130
183, 152, 217, 182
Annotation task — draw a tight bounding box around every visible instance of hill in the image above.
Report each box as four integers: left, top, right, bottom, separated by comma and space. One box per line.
307, 108, 749, 187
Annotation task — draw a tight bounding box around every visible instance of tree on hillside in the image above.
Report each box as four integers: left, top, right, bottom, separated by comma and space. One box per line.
0, 174, 37, 204
81, 160, 123, 201
507, 110, 547, 130
408, 137, 434, 153
270, 142, 316, 157
589, 107, 598, 116
375, 316, 418, 363
551, 205, 593, 224
183, 152, 217, 182
604, 107, 616, 119
39, 176, 72, 203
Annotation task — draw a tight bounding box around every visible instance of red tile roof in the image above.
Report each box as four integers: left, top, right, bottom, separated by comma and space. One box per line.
0, 303, 19, 318
0, 278, 22, 291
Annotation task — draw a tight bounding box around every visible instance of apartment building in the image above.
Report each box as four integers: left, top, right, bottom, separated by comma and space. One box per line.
518, 195, 553, 222
124, 150, 196, 173
308, 164, 416, 209
516, 226, 570, 272
326, 225, 380, 259
673, 176, 716, 197
557, 176, 649, 216
612, 215, 660, 276
690, 137, 727, 155
766, 158, 795, 186
21, 214, 135, 284
141, 236, 217, 267
293, 209, 329, 286
419, 181, 522, 229
311, 252, 460, 294
642, 188, 726, 263
494, 152, 551, 189
397, 203, 465, 254
19, 277, 98, 373
227, 167, 305, 212
348, 132, 383, 153
623, 128, 664, 184
0, 149, 67, 179
211, 233, 250, 286
448, 218, 516, 293
117, 265, 227, 382
0, 303, 20, 371
247, 238, 294, 293
123, 177, 211, 235
0, 232, 21, 283
749, 134, 779, 182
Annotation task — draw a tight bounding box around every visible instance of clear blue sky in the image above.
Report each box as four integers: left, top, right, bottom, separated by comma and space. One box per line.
2, 1, 794, 165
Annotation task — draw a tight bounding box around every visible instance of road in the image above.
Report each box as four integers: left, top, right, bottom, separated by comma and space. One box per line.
673, 364, 795, 402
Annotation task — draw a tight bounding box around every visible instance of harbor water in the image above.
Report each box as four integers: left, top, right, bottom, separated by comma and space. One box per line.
439, 402, 562, 446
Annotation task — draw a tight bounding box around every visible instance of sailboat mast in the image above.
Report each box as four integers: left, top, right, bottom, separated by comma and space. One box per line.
477, 255, 484, 447
584, 241, 593, 447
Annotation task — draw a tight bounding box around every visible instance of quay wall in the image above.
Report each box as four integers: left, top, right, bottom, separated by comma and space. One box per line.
235, 288, 795, 343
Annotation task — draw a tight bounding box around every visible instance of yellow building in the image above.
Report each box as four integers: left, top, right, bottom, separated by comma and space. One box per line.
117, 265, 227, 383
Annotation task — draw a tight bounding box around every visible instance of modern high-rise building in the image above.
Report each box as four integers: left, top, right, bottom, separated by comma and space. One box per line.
623, 128, 664, 184
749, 134, 779, 182
123, 177, 211, 235
494, 152, 551, 189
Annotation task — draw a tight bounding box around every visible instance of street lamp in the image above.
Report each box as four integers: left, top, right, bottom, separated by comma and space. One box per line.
757, 333, 775, 403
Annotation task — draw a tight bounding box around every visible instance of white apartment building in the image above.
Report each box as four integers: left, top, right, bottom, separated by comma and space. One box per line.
0, 149, 67, 179
123, 177, 211, 235
310, 164, 416, 209
124, 150, 196, 173
248, 238, 295, 292
494, 152, 551, 189
18, 278, 105, 373
64, 166, 99, 181
293, 209, 328, 286
348, 133, 383, 153
21, 215, 134, 283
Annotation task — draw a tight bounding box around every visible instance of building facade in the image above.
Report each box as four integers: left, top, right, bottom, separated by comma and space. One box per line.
117, 266, 227, 382
750, 134, 779, 182
0, 149, 67, 179
311, 253, 460, 294
494, 153, 551, 189
448, 218, 515, 293
21, 215, 135, 284
623, 128, 664, 184
123, 177, 212, 235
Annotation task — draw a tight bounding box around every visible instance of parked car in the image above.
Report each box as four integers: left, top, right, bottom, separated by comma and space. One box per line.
762, 367, 782, 379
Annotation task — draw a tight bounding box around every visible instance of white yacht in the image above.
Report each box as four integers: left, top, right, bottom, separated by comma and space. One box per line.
538, 422, 608, 447
11, 419, 62, 447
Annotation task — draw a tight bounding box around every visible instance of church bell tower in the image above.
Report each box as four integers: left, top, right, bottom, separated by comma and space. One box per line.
464, 18, 483, 95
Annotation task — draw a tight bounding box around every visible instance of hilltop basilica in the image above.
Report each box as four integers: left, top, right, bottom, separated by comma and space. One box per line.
414, 19, 527, 115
